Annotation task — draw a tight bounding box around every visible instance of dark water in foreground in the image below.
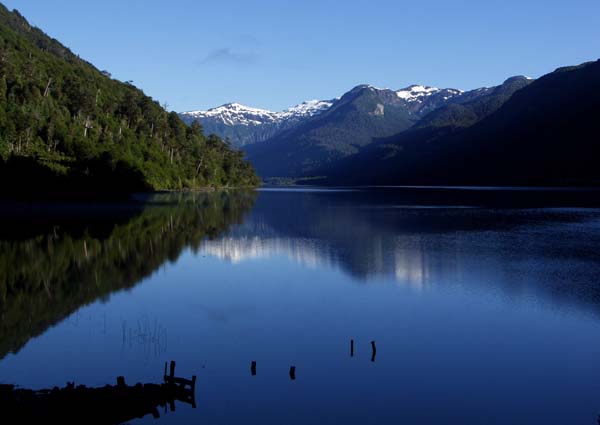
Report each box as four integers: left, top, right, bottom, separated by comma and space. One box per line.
1, 188, 600, 424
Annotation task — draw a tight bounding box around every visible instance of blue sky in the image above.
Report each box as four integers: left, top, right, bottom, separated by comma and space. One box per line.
4, 0, 599, 112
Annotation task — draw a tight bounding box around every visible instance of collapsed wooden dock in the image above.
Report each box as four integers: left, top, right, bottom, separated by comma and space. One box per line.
0, 360, 195, 424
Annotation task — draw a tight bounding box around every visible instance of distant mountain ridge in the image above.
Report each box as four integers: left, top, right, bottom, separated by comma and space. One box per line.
180, 99, 333, 147
243, 83, 500, 177
181, 72, 567, 183
180, 83, 481, 151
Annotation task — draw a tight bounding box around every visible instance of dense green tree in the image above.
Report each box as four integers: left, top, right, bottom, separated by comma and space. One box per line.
0, 4, 260, 194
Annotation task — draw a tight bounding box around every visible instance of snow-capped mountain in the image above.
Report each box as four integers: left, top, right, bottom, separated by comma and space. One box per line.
183, 103, 279, 126
180, 100, 333, 148
244, 82, 502, 178
179, 83, 481, 152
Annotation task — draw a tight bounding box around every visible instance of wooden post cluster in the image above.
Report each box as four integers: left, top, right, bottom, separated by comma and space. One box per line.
349, 338, 377, 362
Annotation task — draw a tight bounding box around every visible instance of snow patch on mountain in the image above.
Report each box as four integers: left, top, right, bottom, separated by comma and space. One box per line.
181, 103, 278, 126
181, 99, 333, 128
396, 85, 463, 102
278, 99, 333, 120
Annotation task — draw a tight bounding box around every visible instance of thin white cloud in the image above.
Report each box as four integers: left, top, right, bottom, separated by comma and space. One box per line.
200, 48, 258, 65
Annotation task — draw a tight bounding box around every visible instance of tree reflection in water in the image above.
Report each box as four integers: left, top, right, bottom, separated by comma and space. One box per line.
0, 191, 257, 360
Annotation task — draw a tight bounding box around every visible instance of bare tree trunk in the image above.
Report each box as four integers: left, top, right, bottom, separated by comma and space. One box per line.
195, 157, 204, 175
84, 116, 92, 137
150, 122, 154, 138
43, 278, 52, 299
43, 77, 52, 97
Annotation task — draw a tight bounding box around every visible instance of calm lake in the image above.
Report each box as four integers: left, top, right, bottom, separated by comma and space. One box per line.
1, 187, 600, 424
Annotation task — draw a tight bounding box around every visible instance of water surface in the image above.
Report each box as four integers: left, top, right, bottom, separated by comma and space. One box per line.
1, 188, 600, 424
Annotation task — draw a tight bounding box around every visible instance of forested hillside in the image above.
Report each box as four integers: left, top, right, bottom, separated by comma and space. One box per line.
0, 5, 259, 195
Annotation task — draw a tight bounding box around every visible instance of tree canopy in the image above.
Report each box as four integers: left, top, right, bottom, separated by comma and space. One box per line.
0, 4, 259, 195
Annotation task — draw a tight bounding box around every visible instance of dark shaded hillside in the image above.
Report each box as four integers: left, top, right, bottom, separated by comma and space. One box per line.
439, 60, 600, 186
319, 61, 599, 186
414, 76, 532, 129
0, 5, 259, 194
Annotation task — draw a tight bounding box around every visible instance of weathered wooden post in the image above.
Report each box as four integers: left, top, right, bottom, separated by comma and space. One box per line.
191, 375, 197, 395
350, 339, 354, 357
289, 366, 296, 380
169, 361, 176, 380
371, 341, 377, 362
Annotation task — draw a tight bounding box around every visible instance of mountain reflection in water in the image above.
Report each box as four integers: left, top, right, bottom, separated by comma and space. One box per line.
201, 188, 600, 312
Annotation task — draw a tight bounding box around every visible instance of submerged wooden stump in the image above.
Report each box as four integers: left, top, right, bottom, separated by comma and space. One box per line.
371, 340, 377, 362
